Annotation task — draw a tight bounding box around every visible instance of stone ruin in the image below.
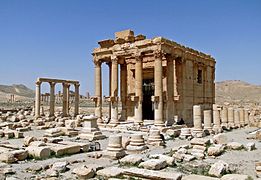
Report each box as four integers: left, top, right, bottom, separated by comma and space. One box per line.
0, 30, 260, 179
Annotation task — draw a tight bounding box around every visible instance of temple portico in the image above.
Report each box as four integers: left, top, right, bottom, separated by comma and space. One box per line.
92, 30, 215, 126
34, 78, 80, 118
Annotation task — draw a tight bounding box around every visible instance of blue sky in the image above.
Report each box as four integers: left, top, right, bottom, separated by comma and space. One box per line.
0, 0, 260, 95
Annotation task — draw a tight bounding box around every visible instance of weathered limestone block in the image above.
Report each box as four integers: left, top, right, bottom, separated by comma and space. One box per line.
72, 165, 95, 179
120, 154, 143, 165
227, 142, 244, 150
124, 167, 182, 180
26, 146, 51, 159
208, 160, 229, 177
246, 142, 255, 151
180, 128, 192, 139
0, 152, 15, 163
51, 161, 69, 173
190, 138, 210, 146
183, 154, 196, 162
207, 145, 225, 156
47, 143, 81, 156
11, 150, 28, 161
221, 174, 252, 180
23, 136, 37, 146
44, 128, 65, 137
256, 161, 261, 177
138, 159, 167, 170
96, 167, 124, 178
213, 133, 228, 145
183, 175, 219, 180
13, 131, 24, 138
149, 154, 175, 166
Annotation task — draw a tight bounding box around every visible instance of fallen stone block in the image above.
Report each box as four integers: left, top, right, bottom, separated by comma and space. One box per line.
46, 142, 81, 156
0, 152, 16, 163
213, 133, 228, 145
138, 159, 167, 170
208, 145, 225, 156
190, 138, 210, 146
124, 167, 182, 180
120, 154, 143, 165
96, 167, 124, 178
149, 154, 175, 166
227, 142, 244, 150
26, 146, 50, 159
183, 174, 219, 180
11, 150, 28, 161
246, 142, 255, 151
221, 174, 252, 180
24, 136, 37, 147
208, 160, 229, 177
72, 165, 95, 179
183, 154, 196, 162
51, 161, 69, 173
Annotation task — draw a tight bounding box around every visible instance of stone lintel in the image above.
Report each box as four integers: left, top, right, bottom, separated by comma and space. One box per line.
37, 78, 79, 85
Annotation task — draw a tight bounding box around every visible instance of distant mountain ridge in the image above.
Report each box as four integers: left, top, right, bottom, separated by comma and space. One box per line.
0, 84, 34, 98
215, 80, 261, 104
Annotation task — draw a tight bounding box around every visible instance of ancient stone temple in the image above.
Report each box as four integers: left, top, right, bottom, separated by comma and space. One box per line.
92, 30, 215, 126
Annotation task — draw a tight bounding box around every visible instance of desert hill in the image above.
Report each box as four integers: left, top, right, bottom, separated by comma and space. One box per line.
215, 80, 261, 104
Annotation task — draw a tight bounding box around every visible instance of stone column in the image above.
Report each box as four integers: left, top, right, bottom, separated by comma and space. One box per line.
107, 62, 112, 120
154, 50, 164, 127
221, 107, 228, 128
110, 56, 119, 125
239, 108, 245, 127
49, 82, 55, 117
66, 84, 70, 115
62, 83, 69, 117
192, 105, 203, 137
203, 110, 212, 132
120, 63, 127, 121
213, 105, 221, 133
234, 109, 240, 128
74, 83, 80, 116
166, 57, 174, 126
35, 81, 41, 118
94, 61, 102, 123
228, 107, 235, 128
244, 109, 249, 125
134, 54, 143, 124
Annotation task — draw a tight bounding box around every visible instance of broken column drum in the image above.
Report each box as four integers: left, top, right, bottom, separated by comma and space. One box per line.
104, 135, 126, 159
203, 110, 212, 132
126, 134, 148, 154
227, 107, 235, 128
192, 105, 203, 137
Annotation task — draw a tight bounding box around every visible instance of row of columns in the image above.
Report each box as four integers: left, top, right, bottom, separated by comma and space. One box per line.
193, 105, 250, 135
35, 81, 80, 118
94, 50, 167, 126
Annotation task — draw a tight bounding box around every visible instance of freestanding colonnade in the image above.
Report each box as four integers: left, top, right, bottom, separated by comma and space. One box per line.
35, 78, 80, 118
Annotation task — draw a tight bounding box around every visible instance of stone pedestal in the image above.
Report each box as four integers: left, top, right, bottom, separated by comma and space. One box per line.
147, 127, 164, 146
221, 107, 228, 129
227, 107, 235, 128
234, 109, 240, 128
104, 135, 126, 159
203, 110, 213, 133
79, 115, 105, 141
180, 128, 192, 139
126, 134, 148, 154
192, 105, 203, 137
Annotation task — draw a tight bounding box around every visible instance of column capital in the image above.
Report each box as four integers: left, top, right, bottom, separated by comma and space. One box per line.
74, 83, 80, 88
35, 81, 42, 86
133, 52, 143, 62
62, 82, 70, 88
154, 50, 164, 59
111, 55, 119, 64
49, 82, 56, 87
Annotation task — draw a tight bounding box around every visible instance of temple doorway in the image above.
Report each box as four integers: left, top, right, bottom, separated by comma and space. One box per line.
142, 79, 154, 120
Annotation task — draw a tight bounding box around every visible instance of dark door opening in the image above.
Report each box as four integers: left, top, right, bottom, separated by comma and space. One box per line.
142, 79, 154, 120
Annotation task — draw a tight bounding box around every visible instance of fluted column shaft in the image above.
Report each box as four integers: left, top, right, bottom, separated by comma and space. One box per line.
154, 51, 164, 127
35, 81, 41, 118
134, 55, 143, 124
49, 82, 55, 117
110, 57, 119, 124
74, 83, 80, 116
94, 61, 102, 122
203, 110, 212, 130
